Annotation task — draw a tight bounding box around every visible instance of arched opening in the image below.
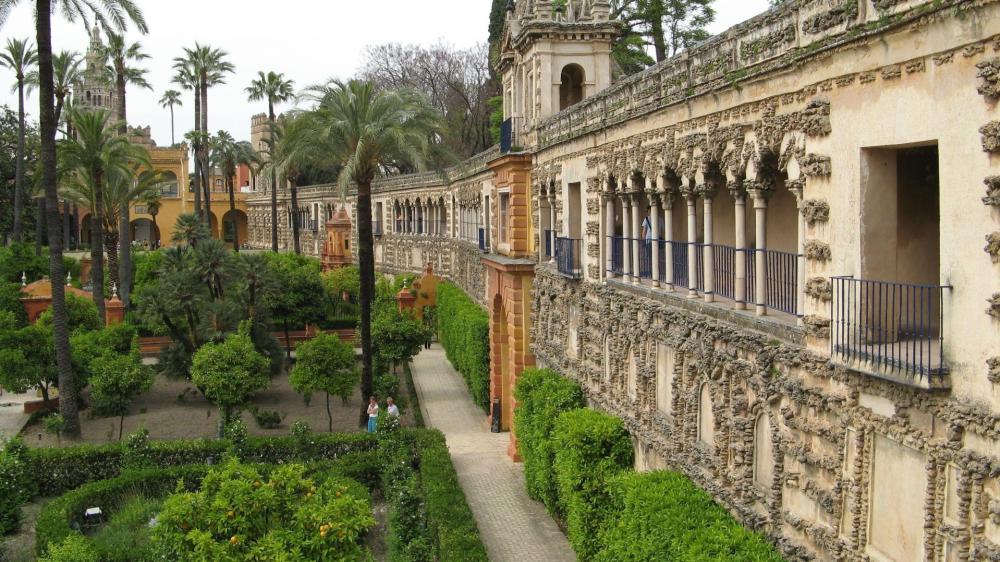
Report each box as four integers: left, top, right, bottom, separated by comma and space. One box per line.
159, 171, 179, 198
130, 218, 159, 250
559, 64, 585, 111
222, 209, 248, 250
698, 384, 715, 449
208, 213, 220, 239
753, 412, 775, 490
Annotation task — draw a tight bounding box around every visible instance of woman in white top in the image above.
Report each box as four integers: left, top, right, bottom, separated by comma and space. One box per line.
367, 396, 379, 432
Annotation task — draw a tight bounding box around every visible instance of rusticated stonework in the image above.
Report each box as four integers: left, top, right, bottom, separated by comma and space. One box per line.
986, 176, 1000, 207
982, 122, 1000, 153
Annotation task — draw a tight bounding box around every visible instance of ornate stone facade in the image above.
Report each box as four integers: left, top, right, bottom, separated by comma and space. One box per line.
244, 1, 1000, 559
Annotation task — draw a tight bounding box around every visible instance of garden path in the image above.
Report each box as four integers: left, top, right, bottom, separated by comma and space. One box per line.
0, 391, 32, 441
410, 345, 575, 562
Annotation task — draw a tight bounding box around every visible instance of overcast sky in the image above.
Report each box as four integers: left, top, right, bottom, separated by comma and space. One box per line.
0, 0, 770, 147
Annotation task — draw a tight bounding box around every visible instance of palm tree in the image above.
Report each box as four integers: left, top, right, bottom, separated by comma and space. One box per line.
176, 44, 234, 225
0, 38, 37, 245
27, 49, 80, 135
58, 107, 140, 323
159, 89, 182, 146
104, 164, 158, 310
141, 187, 162, 248
245, 70, 294, 253
211, 130, 257, 252
0, 0, 148, 440
302, 80, 446, 425
172, 60, 201, 216
100, 31, 150, 310
269, 112, 326, 255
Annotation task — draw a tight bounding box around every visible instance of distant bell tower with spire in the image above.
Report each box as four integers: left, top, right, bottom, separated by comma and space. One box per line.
72, 26, 119, 120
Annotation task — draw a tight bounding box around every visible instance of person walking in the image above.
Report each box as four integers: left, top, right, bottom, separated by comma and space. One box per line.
366, 396, 379, 433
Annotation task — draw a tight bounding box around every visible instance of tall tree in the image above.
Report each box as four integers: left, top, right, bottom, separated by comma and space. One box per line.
158, 89, 181, 146
301, 80, 446, 425
0, 38, 37, 245
610, 0, 715, 73
269, 113, 325, 255
245, 70, 294, 253
0, 0, 149, 439
178, 44, 233, 225
171, 60, 201, 217
210, 130, 256, 252
100, 31, 150, 310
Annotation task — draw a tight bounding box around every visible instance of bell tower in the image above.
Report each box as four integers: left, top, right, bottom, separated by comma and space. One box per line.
497, 0, 619, 129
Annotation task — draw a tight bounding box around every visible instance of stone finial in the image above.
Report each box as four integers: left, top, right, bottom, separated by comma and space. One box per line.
21, 271, 26, 287
111, 282, 118, 300
802, 200, 830, 225
66, 271, 72, 286
981, 122, 1000, 153
985, 176, 1000, 207
804, 240, 831, 262
987, 232, 1000, 264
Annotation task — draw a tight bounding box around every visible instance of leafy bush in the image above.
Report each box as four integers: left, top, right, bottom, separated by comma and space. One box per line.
595, 471, 784, 561
69, 322, 139, 388
290, 332, 359, 432
249, 408, 283, 430
89, 348, 154, 440
0, 437, 35, 535
0, 281, 28, 326
513, 368, 585, 516
150, 459, 374, 561
190, 325, 270, 423
553, 408, 633, 560
436, 283, 490, 411
38, 534, 100, 562
37, 292, 101, 332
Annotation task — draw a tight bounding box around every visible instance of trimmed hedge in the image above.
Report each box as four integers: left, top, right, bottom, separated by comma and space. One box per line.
513, 368, 585, 516
0, 437, 36, 534
27, 433, 377, 497
596, 471, 784, 561
436, 283, 490, 411
553, 408, 634, 560
412, 430, 488, 562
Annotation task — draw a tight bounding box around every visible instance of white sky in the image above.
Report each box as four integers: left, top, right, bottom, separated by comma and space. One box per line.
0, 0, 770, 147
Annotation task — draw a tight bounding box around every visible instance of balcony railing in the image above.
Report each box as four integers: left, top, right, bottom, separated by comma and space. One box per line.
747, 249, 799, 315
555, 237, 583, 279
831, 277, 950, 380
637, 239, 652, 279
609, 236, 624, 276
544, 230, 555, 259
671, 241, 689, 288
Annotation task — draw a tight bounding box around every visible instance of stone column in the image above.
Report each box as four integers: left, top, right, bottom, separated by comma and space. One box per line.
547, 191, 557, 264
702, 189, 715, 303
604, 193, 615, 281
631, 190, 641, 285
733, 190, 747, 311
649, 191, 661, 288
792, 186, 806, 325
752, 190, 768, 316
663, 192, 674, 291
686, 193, 698, 298
621, 194, 632, 280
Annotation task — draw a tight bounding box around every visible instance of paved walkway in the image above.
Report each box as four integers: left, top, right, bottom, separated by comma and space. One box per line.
410, 345, 575, 562
0, 390, 33, 441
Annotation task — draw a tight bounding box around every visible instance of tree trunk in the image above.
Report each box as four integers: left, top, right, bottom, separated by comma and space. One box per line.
12, 79, 26, 243
283, 318, 291, 359
650, 1, 668, 62
169, 105, 175, 146
35, 196, 45, 256
192, 89, 202, 217
54, 94, 63, 136
37, 0, 80, 438
290, 179, 301, 255
62, 200, 70, 250
357, 179, 375, 427
116, 73, 127, 135
201, 79, 211, 226
105, 227, 120, 294
326, 391, 332, 433
91, 193, 107, 325
119, 207, 131, 309
268, 102, 278, 252
151, 213, 159, 248
119, 414, 125, 441
228, 175, 239, 252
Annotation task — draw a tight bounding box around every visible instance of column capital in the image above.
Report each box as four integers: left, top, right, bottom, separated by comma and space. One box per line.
659, 190, 675, 209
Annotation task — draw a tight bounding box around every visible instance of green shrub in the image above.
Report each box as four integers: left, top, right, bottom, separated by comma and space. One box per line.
249, 408, 283, 429
513, 368, 585, 516
38, 534, 100, 562
0, 437, 35, 534
436, 283, 490, 411
150, 459, 374, 561
190, 326, 270, 423
37, 292, 101, 332
553, 409, 633, 560
0, 281, 28, 326
412, 430, 488, 562
88, 495, 162, 562
595, 471, 784, 562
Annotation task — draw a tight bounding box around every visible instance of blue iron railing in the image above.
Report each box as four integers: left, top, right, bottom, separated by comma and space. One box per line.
637, 238, 653, 279
544, 230, 555, 258
609, 236, 624, 276
671, 241, 689, 289
831, 276, 950, 379
747, 249, 799, 315
555, 237, 583, 279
